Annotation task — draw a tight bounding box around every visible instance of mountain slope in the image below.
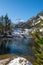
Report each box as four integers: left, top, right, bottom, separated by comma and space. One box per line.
15, 11, 43, 29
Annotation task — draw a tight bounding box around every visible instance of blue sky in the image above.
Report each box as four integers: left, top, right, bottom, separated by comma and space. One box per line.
0, 0, 43, 23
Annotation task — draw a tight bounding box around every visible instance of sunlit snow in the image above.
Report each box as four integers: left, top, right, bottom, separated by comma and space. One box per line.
7, 57, 32, 65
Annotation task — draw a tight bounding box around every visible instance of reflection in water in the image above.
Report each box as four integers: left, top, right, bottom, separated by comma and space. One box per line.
0, 38, 34, 55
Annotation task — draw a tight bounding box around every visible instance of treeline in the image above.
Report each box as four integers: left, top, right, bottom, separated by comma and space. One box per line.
0, 14, 14, 35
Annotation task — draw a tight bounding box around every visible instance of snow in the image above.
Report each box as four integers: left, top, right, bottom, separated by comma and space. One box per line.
14, 19, 24, 24
40, 16, 43, 20
13, 28, 32, 35
35, 20, 40, 25
7, 57, 32, 65
32, 20, 40, 26
40, 28, 43, 32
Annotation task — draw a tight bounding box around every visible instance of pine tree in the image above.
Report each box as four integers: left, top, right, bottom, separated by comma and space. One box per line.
32, 31, 43, 65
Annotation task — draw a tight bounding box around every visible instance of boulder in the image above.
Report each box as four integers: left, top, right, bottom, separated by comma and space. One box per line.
7, 57, 32, 65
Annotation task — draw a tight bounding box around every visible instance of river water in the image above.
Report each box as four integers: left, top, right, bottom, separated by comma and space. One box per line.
0, 38, 34, 55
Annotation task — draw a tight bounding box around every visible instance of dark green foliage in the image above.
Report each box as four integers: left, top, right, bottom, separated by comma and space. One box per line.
0, 14, 13, 35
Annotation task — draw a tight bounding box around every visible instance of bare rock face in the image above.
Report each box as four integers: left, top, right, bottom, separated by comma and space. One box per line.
7, 57, 32, 65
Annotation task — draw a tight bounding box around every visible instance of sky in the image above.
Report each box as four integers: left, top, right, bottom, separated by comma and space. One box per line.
0, 0, 43, 23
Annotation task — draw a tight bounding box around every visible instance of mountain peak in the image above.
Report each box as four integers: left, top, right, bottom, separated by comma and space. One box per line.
14, 19, 24, 24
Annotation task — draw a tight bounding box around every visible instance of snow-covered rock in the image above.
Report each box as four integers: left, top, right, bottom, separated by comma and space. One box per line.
7, 57, 32, 65
39, 15, 43, 20
14, 19, 24, 24
35, 20, 40, 25
39, 28, 43, 32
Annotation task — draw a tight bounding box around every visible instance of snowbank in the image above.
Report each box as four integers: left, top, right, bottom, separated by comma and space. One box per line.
7, 57, 32, 65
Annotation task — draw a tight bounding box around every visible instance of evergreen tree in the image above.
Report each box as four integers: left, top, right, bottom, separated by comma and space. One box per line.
32, 31, 43, 65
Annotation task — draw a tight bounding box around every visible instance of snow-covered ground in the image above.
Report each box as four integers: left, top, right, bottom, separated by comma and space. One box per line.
12, 28, 33, 39
12, 28, 32, 35
0, 57, 32, 65
7, 57, 32, 65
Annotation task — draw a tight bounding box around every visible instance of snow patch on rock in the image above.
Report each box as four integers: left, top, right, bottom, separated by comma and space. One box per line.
7, 57, 32, 65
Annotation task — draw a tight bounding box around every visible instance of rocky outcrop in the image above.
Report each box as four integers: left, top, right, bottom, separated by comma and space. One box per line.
0, 57, 32, 65
7, 57, 32, 65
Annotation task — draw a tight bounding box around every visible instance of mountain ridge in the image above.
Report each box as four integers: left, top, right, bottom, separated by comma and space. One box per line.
14, 11, 43, 29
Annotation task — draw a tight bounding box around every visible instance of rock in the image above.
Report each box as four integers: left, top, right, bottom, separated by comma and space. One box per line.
7, 57, 32, 65
0, 58, 10, 65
